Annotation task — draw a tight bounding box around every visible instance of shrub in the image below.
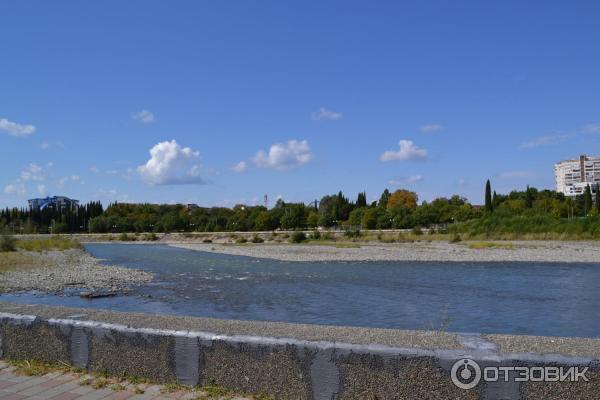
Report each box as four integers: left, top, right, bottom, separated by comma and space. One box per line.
202, 238, 213, 243
235, 236, 248, 244
118, 233, 135, 241
309, 229, 321, 240
143, 232, 158, 241
0, 235, 16, 252
290, 231, 307, 243
449, 233, 462, 243
343, 228, 362, 238
321, 231, 335, 241
412, 226, 423, 235
429, 228, 436, 235
251, 234, 264, 243
378, 234, 396, 243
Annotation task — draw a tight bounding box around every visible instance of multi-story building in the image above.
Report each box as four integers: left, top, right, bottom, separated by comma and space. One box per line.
28, 196, 80, 211
555, 155, 600, 196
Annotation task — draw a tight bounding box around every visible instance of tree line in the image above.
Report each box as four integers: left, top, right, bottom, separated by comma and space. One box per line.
1, 182, 599, 235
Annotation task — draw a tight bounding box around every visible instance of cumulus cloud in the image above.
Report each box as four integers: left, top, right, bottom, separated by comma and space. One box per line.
252, 140, 313, 170
132, 109, 155, 124
311, 107, 342, 121
380, 140, 427, 162
389, 175, 423, 185
137, 140, 205, 185
420, 124, 443, 133
20, 163, 45, 181
4, 183, 26, 196
0, 117, 36, 137
231, 161, 248, 173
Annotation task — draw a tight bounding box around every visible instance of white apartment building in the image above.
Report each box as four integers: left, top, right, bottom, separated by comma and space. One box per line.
555, 155, 600, 196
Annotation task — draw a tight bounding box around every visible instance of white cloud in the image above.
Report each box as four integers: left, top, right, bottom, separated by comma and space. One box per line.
0, 117, 36, 137
380, 140, 428, 162
231, 161, 248, 173
20, 163, 44, 181
4, 183, 26, 196
137, 140, 205, 185
518, 134, 573, 149
311, 107, 342, 121
252, 140, 313, 170
583, 123, 600, 134
132, 110, 155, 124
37, 184, 47, 196
420, 124, 443, 133
497, 171, 534, 178
58, 175, 81, 186
40, 142, 49, 150
389, 175, 423, 185
90, 166, 100, 173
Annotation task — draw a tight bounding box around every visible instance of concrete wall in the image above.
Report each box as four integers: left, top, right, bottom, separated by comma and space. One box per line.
1, 310, 599, 399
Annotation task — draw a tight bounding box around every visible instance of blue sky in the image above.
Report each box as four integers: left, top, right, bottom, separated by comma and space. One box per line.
2, 1, 600, 208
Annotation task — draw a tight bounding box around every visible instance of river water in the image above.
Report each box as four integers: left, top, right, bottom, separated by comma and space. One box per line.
2, 243, 600, 338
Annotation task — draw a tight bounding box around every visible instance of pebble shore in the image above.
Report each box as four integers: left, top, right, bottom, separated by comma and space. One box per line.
169, 240, 600, 263
0, 249, 153, 294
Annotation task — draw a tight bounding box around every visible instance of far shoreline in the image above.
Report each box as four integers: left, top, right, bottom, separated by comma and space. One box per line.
166, 240, 600, 263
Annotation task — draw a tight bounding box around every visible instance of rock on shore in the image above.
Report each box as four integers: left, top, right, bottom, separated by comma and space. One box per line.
0, 249, 153, 294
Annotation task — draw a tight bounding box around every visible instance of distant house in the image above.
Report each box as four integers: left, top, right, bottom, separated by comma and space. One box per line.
28, 196, 79, 211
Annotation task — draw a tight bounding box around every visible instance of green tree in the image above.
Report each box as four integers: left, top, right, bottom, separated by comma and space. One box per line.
596, 187, 600, 214
583, 185, 593, 215
525, 185, 534, 209
378, 189, 391, 208
485, 180, 493, 212
307, 211, 319, 228
254, 211, 273, 231
356, 191, 367, 208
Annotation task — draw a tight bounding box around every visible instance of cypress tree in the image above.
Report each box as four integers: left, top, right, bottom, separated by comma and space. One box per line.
596, 186, 600, 214
356, 191, 367, 208
485, 180, 493, 212
584, 185, 593, 215
525, 185, 533, 209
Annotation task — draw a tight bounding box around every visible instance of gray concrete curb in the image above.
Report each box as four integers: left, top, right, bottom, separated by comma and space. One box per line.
1, 311, 599, 399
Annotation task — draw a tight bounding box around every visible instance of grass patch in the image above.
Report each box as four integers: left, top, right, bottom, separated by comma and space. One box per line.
1, 235, 16, 252
7, 359, 73, 376
0, 251, 40, 272
467, 241, 514, 250
202, 383, 230, 398
160, 382, 191, 394
15, 236, 82, 252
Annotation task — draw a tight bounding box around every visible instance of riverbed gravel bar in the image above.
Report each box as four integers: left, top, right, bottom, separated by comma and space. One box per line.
0, 249, 153, 294
168, 240, 600, 263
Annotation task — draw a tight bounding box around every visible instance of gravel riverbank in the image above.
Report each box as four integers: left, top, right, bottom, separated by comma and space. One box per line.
0, 249, 153, 294
169, 240, 600, 263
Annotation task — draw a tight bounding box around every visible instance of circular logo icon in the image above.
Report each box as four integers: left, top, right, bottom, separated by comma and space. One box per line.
451, 358, 481, 390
